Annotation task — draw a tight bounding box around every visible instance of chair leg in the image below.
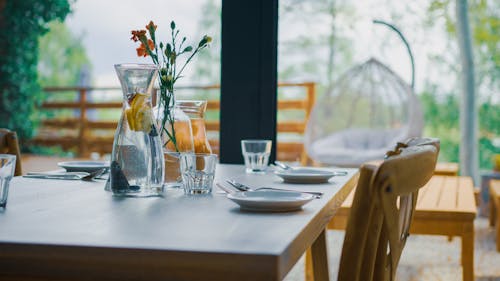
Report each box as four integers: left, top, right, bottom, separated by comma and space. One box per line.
461, 223, 474, 281
496, 204, 500, 252
310, 229, 330, 281
490, 196, 496, 227
305, 248, 314, 281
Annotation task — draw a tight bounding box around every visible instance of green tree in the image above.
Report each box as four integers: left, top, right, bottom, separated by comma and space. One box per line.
0, 0, 72, 141
279, 0, 356, 89
192, 0, 220, 87
424, 0, 499, 171
420, 91, 461, 163
427, 0, 499, 92
420, 90, 500, 170
456, 0, 479, 181
38, 20, 91, 87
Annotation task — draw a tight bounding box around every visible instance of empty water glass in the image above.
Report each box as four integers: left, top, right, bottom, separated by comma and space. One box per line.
0, 154, 16, 208
180, 153, 217, 194
241, 140, 272, 174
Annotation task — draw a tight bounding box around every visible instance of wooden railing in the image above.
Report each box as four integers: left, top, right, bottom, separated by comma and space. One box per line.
32, 82, 316, 163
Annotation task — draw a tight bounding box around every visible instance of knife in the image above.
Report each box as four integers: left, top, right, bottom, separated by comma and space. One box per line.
23, 172, 90, 180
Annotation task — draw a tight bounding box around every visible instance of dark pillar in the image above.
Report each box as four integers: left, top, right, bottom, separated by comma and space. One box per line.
220, 0, 278, 164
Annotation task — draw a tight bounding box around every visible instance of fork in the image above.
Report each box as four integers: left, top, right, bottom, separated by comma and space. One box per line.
226, 179, 323, 199
273, 161, 348, 176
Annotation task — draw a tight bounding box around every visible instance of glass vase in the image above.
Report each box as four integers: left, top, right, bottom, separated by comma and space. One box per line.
176, 100, 212, 154
110, 64, 164, 197
156, 100, 195, 188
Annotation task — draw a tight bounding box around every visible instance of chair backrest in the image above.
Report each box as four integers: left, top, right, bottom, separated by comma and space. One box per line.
338, 137, 439, 281
0, 128, 22, 176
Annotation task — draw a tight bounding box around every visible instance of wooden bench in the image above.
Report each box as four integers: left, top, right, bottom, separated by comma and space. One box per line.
434, 162, 459, 176
329, 175, 477, 281
490, 179, 500, 252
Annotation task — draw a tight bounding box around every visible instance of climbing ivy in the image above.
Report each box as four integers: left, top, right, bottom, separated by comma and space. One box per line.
0, 0, 71, 141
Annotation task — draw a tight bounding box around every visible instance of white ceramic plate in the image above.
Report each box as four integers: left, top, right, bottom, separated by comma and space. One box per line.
227, 190, 314, 212
58, 161, 109, 173
274, 168, 343, 184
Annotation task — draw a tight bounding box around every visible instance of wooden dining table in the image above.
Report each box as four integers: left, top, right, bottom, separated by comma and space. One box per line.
0, 164, 358, 281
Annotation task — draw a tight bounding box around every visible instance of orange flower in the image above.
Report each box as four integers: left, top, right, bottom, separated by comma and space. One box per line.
146, 20, 157, 31
130, 30, 146, 42
136, 39, 155, 57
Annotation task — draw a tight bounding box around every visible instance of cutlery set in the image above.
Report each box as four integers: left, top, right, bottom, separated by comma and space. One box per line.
225, 179, 324, 199
23, 161, 345, 201
216, 163, 349, 199
23, 168, 108, 181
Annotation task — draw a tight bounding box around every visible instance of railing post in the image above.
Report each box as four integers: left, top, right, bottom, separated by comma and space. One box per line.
305, 82, 316, 118
301, 82, 316, 165
78, 88, 87, 157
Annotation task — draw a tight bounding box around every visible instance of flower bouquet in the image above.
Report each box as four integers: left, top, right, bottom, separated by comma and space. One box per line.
130, 20, 211, 151
130, 21, 211, 186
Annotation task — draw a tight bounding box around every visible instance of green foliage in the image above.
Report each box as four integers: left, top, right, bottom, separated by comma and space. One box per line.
426, 0, 500, 95
420, 90, 460, 163
479, 100, 500, 135
0, 0, 72, 141
38, 21, 91, 87
278, 0, 355, 88
35, 20, 91, 129
192, 0, 221, 86
131, 20, 211, 151
424, 0, 500, 171
420, 90, 500, 170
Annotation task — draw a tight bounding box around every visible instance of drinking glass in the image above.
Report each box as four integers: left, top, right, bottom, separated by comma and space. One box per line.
0, 154, 16, 208
241, 140, 272, 174
180, 153, 217, 194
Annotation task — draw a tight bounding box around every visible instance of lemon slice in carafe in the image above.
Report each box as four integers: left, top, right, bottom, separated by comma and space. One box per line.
125, 93, 151, 132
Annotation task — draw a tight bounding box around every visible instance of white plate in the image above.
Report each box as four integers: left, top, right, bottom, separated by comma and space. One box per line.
58, 161, 109, 173
274, 168, 340, 184
227, 190, 314, 212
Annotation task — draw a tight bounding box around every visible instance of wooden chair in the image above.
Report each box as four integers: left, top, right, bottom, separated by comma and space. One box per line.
0, 128, 22, 176
337, 138, 439, 281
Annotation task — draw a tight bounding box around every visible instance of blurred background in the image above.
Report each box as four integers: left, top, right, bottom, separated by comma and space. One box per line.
0, 0, 498, 171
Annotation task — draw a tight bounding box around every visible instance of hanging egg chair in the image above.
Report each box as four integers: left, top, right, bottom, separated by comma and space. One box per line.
304, 57, 423, 167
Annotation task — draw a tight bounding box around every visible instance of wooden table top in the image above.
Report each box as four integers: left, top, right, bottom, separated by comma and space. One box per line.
0, 164, 358, 281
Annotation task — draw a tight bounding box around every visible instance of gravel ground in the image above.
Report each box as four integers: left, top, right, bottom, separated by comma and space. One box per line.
284, 217, 500, 281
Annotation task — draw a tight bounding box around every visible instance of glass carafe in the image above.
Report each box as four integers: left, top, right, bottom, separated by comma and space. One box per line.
111, 64, 164, 197
177, 100, 212, 154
